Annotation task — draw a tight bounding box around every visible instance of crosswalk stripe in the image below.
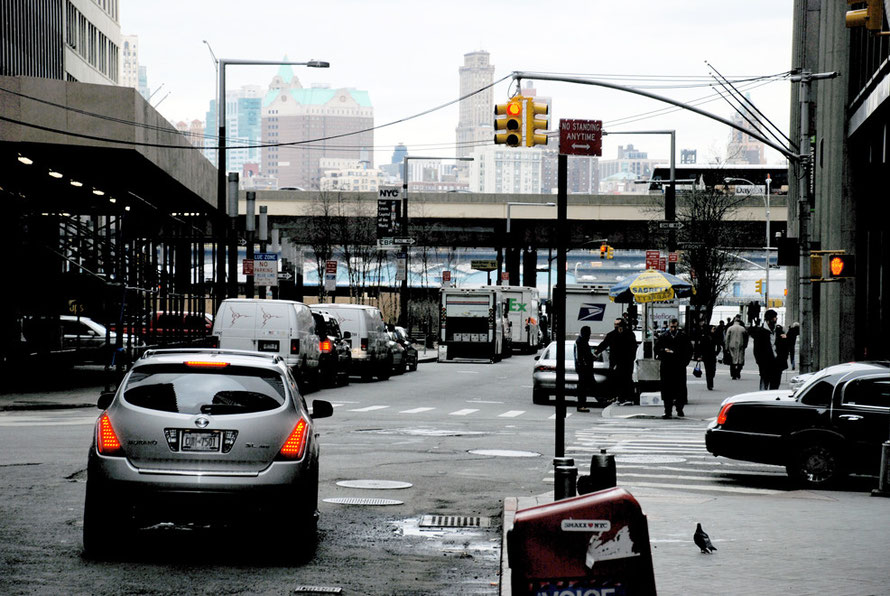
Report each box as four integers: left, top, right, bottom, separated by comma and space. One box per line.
498, 410, 525, 418
349, 405, 390, 412
399, 407, 435, 414
449, 408, 480, 416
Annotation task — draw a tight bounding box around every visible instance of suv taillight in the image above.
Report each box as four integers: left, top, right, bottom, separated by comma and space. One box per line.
290, 339, 300, 354
278, 417, 309, 460
361, 337, 368, 351
319, 339, 332, 353
96, 413, 124, 457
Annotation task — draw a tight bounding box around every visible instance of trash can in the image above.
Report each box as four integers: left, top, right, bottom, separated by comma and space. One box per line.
507, 487, 657, 595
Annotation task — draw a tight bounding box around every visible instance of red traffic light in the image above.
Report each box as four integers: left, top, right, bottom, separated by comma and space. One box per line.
507, 101, 521, 117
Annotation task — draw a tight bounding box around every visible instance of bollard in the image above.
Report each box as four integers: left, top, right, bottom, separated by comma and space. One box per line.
872, 441, 890, 497
554, 466, 578, 500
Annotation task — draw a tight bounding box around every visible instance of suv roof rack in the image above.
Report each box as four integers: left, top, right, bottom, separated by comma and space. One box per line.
138, 348, 284, 364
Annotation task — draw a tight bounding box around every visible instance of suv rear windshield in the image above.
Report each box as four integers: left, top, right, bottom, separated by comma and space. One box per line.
122, 364, 287, 414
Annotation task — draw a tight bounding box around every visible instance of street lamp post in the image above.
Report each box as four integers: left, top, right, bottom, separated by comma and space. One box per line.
726, 176, 772, 307
399, 156, 473, 328
506, 201, 555, 286
214, 58, 329, 306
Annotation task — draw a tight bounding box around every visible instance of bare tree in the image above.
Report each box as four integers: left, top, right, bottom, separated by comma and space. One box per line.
303, 191, 337, 301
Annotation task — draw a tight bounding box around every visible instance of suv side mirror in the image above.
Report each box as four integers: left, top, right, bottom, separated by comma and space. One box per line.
97, 391, 115, 409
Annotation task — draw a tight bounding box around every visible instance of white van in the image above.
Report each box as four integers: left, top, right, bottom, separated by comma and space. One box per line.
310, 304, 391, 380
212, 299, 321, 388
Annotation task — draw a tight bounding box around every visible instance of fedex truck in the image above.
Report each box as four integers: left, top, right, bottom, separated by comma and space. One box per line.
481, 285, 541, 353
438, 287, 507, 362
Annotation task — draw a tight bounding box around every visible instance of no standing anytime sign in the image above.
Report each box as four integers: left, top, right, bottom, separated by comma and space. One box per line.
559, 119, 603, 156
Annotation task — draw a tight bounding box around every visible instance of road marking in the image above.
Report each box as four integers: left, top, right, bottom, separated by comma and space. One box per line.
498, 410, 525, 418
400, 407, 435, 414
349, 405, 390, 412
449, 409, 479, 416
0, 416, 96, 427
548, 412, 573, 419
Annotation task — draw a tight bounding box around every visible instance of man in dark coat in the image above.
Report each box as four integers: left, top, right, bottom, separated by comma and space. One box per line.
655, 318, 693, 418
595, 318, 638, 404
574, 325, 595, 412
750, 309, 788, 390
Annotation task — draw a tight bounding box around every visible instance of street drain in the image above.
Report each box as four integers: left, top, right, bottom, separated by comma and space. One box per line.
336, 479, 413, 490
419, 515, 491, 528
323, 497, 403, 506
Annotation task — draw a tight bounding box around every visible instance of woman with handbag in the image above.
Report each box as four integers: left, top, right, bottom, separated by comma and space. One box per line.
693, 321, 721, 390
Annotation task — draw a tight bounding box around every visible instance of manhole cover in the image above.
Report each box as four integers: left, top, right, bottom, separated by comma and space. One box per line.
419, 515, 491, 528
616, 455, 686, 464
336, 480, 413, 490
323, 497, 404, 506
468, 449, 541, 458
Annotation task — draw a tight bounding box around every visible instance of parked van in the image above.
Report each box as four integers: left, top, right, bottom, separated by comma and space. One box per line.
309, 304, 391, 381
212, 299, 321, 388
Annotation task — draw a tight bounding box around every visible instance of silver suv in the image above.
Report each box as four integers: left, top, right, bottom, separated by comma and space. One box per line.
82, 348, 333, 558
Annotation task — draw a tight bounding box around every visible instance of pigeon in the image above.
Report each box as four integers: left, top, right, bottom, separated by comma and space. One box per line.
694, 523, 717, 554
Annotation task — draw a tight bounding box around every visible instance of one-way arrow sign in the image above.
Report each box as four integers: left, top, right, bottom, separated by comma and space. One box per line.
277, 272, 293, 280
392, 237, 416, 245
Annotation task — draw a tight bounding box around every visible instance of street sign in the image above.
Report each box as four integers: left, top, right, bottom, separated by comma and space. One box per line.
470, 259, 498, 272
668, 251, 679, 263
377, 237, 397, 250
558, 119, 603, 156
392, 237, 416, 245
277, 272, 293, 281
324, 260, 337, 292
441, 270, 451, 287
645, 250, 660, 270
658, 221, 683, 230
242, 259, 254, 275
254, 252, 278, 287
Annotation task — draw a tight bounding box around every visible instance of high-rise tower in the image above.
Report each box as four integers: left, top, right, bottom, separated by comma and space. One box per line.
456, 51, 494, 161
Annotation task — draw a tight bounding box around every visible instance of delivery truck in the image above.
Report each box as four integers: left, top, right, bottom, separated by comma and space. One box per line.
480, 285, 542, 353
438, 287, 507, 362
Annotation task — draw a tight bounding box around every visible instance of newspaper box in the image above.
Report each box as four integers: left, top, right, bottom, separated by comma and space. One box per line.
507, 487, 656, 595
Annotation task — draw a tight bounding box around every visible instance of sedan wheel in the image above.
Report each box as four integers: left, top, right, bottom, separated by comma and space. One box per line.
786, 442, 845, 488
532, 389, 548, 405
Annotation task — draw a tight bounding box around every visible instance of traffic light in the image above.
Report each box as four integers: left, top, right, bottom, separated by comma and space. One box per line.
827, 254, 856, 278
494, 97, 524, 147
599, 244, 607, 259
607, 246, 614, 259
846, 0, 884, 31
524, 98, 549, 147
755, 279, 763, 295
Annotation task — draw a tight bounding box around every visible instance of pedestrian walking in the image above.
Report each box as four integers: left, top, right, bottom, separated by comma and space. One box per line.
655, 318, 692, 419
694, 321, 721, 390
751, 309, 789, 390
787, 321, 800, 370
595, 318, 638, 404
574, 325, 595, 412
724, 317, 748, 380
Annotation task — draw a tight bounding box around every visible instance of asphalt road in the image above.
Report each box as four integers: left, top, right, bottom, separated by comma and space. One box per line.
1, 353, 888, 595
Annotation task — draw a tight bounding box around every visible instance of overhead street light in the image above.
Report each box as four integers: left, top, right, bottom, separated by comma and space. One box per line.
214, 57, 330, 307
725, 175, 773, 307
398, 155, 474, 328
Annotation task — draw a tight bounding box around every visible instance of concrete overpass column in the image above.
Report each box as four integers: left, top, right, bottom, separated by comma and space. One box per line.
522, 247, 537, 288
506, 247, 520, 286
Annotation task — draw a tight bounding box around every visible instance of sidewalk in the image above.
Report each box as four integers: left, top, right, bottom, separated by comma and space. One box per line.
499, 363, 888, 596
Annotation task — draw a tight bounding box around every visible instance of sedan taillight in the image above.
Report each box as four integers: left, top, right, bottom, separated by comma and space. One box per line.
278, 417, 309, 460
535, 364, 556, 373
716, 403, 733, 426
96, 413, 124, 457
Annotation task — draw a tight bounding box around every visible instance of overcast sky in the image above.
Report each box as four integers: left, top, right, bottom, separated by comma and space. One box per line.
121, 0, 795, 168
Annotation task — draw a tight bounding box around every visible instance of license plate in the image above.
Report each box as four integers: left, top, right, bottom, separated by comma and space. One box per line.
257, 340, 279, 352
181, 430, 221, 452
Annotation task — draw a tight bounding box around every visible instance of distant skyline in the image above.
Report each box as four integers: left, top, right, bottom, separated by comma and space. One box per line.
120, 0, 794, 169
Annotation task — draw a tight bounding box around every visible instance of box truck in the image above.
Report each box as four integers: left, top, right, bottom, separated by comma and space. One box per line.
480, 285, 542, 353
438, 287, 507, 362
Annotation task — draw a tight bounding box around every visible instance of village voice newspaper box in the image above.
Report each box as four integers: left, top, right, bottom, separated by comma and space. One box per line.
507, 487, 656, 595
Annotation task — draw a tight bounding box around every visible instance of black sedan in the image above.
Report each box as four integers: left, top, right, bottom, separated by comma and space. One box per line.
312, 311, 351, 387
705, 361, 890, 488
